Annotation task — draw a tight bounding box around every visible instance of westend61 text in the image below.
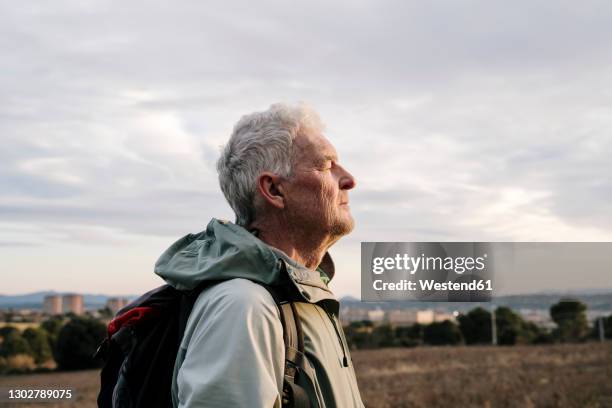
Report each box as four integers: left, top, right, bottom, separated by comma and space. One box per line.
372, 279, 493, 291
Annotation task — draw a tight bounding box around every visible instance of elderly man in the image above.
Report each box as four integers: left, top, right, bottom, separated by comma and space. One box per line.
155, 103, 363, 407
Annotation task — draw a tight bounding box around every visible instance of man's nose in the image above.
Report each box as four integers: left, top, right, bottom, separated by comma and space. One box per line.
338, 165, 356, 190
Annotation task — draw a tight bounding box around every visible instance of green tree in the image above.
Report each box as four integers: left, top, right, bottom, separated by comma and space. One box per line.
348, 320, 374, 330
457, 307, 492, 344
424, 321, 463, 345
394, 323, 424, 347
550, 299, 589, 342
372, 324, 395, 348
495, 307, 521, 345
0, 331, 32, 357
22, 328, 53, 364
521, 321, 545, 343
0, 326, 19, 340
54, 317, 106, 370
98, 307, 114, 319
344, 321, 377, 350
41, 317, 64, 349
495, 306, 542, 345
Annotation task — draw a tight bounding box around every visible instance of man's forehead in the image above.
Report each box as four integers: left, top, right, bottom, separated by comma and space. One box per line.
294, 130, 338, 159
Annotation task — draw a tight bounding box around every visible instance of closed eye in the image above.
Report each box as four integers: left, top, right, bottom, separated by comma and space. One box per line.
317, 155, 338, 171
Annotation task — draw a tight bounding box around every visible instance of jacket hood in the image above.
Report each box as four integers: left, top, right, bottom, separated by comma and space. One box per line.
154, 219, 338, 308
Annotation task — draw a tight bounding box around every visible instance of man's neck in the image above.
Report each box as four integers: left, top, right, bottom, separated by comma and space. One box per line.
250, 220, 333, 270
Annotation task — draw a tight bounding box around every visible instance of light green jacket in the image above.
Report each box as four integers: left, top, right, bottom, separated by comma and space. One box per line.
155, 219, 364, 408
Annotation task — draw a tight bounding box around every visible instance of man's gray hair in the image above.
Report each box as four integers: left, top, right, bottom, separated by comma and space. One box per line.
217, 103, 324, 226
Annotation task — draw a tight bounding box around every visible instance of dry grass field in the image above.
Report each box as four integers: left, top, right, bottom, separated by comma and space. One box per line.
0, 343, 610, 407
354, 343, 612, 408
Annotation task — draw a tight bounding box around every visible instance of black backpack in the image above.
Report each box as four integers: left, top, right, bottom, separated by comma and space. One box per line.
95, 281, 311, 408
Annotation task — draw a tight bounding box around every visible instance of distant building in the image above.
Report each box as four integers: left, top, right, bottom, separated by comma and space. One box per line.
367, 309, 385, 322
342, 308, 451, 326
520, 309, 554, 329
387, 310, 435, 325
433, 312, 456, 323
340, 307, 369, 324
386, 310, 417, 325
43, 295, 62, 315
106, 297, 129, 314
415, 310, 435, 324
62, 294, 84, 315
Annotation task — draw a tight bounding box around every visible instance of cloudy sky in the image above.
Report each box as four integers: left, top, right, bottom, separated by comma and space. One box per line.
1, 1, 612, 297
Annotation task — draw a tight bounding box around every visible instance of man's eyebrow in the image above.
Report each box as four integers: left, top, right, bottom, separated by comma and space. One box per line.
323, 154, 338, 161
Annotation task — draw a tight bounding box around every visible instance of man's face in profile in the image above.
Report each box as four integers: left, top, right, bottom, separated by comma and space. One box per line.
282, 129, 356, 240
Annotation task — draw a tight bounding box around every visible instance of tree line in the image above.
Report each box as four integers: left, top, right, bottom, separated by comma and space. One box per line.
0, 315, 105, 373
344, 299, 612, 349
0, 299, 610, 373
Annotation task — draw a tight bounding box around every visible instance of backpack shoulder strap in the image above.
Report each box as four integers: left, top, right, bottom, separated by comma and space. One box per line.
263, 286, 311, 408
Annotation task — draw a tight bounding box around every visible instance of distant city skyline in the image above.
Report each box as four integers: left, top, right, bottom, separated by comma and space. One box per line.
2, 2, 612, 297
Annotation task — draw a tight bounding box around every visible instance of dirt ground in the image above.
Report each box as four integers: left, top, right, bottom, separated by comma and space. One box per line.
1, 342, 611, 407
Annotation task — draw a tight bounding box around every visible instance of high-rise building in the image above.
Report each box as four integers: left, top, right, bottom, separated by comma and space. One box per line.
367, 309, 385, 322
106, 297, 129, 314
415, 310, 435, 324
43, 295, 62, 315
386, 310, 417, 325
62, 294, 84, 315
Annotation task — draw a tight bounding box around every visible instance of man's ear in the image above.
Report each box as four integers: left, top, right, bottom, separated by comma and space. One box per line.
257, 172, 285, 209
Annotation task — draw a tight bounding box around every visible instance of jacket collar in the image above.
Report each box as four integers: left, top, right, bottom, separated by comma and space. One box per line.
269, 248, 340, 315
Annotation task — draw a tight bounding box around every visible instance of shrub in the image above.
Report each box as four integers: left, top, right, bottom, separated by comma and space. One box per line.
6, 354, 36, 373
41, 317, 65, 349
23, 328, 53, 364
54, 317, 106, 370
395, 323, 424, 347
424, 321, 463, 345
0, 330, 32, 358
0, 325, 19, 339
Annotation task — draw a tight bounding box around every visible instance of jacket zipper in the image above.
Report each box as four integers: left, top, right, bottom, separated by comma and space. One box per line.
326, 311, 349, 367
